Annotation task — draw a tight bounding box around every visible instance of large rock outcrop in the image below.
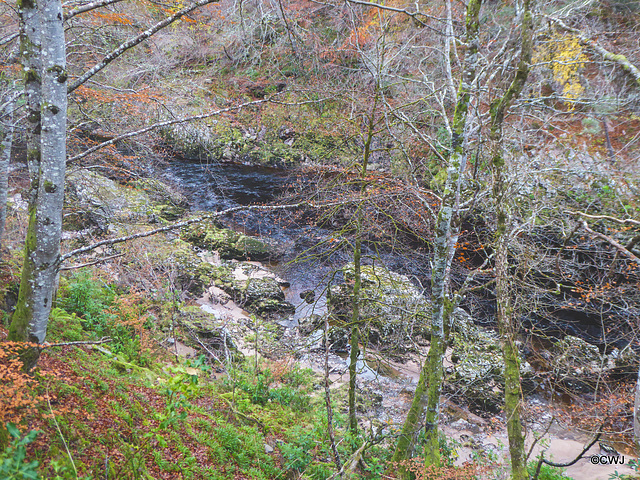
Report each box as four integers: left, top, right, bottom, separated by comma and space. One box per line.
327, 263, 430, 354
209, 261, 295, 317
446, 309, 536, 413
181, 220, 273, 261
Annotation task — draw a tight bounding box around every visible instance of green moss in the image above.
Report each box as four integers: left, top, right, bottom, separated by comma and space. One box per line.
181, 221, 272, 261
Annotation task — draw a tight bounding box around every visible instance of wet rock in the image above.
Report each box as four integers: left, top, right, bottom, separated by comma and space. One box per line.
298, 314, 323, 335
447, 323, 536, 414
209, 261, 295, 317
327, 263, 429, 354
182, 220, 273, 261
300, 289, 315, 304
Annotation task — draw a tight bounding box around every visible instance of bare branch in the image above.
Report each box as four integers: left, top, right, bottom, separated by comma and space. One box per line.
64, 0, 127, 21
565, 210, 640, 227
59, 200, 339, 264
68, 0, 219, 93
66, 98, 269, 163
343, 0, 446, 28
547, 15, 640, 87
579, 220, 640, 266
59, 253, 125, 271
0, 32, 19, 47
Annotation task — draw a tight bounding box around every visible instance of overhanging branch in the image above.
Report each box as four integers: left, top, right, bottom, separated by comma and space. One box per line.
68, 0, 219, 93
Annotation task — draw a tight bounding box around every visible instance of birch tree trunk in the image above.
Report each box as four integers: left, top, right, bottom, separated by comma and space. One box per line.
391, 0, 482, 474
488, 0, 534, 478
0, 94, 13, 249
18, 0, 42, 182
9, 0, 67, 371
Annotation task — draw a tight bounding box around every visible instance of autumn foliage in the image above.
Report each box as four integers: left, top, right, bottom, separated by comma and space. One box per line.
0, 340, 44, 448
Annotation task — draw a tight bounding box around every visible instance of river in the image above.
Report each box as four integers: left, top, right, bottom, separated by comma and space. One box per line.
164, 159, 637, 479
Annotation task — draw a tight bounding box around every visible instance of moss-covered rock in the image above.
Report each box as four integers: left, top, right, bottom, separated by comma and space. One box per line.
142, 238, 214, 296
327, 263, 429, 353
548, 335, 624, 393
446, 310, 536, 413
131, 178, 188, 221
208, 261, 294, 317
181, 220, 273, 261
65, 169, 154, 231
177, 306, 242, 361
160, 121, 357, 167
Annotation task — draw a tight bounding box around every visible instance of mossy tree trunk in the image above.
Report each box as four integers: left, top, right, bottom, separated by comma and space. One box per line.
391, 0, 482, 474
488, 0, 534, 478
347, 86, 379, 435
9, 0, 67, 371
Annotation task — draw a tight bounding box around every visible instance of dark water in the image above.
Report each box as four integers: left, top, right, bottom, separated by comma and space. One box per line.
165, 160, 291, 211
164, 160, 341, 319
164, 159, 629, 348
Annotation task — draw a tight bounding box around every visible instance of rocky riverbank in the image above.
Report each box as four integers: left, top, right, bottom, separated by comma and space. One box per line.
11, 163, 632, 479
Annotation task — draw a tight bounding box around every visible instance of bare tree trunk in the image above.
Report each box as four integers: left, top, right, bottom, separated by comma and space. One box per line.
635, 365, 640, 451
18, 0, 42, 182
347, 89, 378, 435
391, 0, 482, 474
9, 0, 67, 371
0, 94, 13, 250
488, 0, 534, 478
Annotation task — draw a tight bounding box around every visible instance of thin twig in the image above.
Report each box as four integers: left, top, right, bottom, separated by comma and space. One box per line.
47, 386, 78, 477
43, 337, 112, 347
59, 253, 125, 271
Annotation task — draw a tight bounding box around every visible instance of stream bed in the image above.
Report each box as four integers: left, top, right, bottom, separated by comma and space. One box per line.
165, 159, 637, 479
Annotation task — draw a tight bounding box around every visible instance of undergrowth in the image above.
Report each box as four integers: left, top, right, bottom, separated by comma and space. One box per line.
2, 272, 502, 479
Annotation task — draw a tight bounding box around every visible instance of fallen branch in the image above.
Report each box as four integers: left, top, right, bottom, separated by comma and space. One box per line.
59, 253, 125, 271
42, 337, 112, 348
579, 220, 640, 266
565, 210, 640, 227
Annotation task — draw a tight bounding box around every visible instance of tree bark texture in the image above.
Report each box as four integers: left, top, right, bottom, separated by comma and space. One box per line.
391, 0, 482, 474
0, 94, 13, 249
488, 0, 534, 478
18, 0, 42, 182
9, 0, 67, 371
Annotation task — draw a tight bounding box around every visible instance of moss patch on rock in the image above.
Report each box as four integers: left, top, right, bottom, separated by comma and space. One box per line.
209, 262, 295, 317
181, 220, 273, 261
328, 263, 429, 354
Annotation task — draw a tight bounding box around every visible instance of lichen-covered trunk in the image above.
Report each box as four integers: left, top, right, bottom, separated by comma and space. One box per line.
9, 0, 67, 370
488, 0, 534, 478
391, 0, 482, 474
494, 224, 527, 479
0, 95, 13, 249
347, 89, 378, 435
635, 366, 640, 451
18, 0, 42, 182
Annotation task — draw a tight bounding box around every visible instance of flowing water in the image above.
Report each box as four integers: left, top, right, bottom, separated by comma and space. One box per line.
165, 159, 637, 479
